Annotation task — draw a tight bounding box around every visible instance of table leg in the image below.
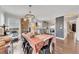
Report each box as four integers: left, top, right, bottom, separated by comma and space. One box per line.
32, 48, 37, 54
50, 37, 56, 54
32, 46, 39, 54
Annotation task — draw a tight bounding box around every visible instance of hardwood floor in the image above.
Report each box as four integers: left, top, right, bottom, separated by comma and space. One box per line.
55, 39, 64, 54
55, 39, 79, 54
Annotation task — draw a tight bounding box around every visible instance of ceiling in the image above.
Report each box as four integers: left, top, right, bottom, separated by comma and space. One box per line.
0, 5, 79, 20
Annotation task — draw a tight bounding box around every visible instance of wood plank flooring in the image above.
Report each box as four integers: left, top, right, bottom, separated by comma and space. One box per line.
55, 39, 79, 54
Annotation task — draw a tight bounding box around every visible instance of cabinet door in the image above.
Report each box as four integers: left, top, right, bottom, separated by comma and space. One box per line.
21, 18, 29, 32
56, 16, 64, 38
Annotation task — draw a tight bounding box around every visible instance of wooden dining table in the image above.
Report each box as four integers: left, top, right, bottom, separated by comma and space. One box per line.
22, 33, 56, 54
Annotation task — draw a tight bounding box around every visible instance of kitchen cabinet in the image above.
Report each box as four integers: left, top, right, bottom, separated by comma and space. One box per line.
21, 18, 29, 33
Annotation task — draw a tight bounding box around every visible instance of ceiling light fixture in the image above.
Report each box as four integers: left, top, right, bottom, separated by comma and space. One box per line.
24, 5, 35, 22
24, 18, 27, 21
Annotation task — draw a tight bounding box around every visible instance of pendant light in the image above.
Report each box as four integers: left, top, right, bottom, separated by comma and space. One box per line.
24, 5, 35, 22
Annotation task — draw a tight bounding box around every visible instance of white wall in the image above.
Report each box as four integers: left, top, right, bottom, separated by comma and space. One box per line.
5, 13, 20, 29
64, 17, 68, 40
0, 9, 5, 26
0, 8, 20, 29
76, 18, 79, 41
1, 13, 5, 25
0, 12, 1, 25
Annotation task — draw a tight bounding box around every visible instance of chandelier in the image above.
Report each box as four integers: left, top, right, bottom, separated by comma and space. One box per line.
24, 5, 35, 22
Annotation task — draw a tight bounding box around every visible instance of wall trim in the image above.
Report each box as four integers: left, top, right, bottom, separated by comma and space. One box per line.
56, 37, 64, 40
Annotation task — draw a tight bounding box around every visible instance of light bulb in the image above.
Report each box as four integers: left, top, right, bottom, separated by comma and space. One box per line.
24, 18, 27, 21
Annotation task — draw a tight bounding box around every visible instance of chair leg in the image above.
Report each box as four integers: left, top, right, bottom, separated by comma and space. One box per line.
52, 43, 55, 54
22, 42, 26, 53
27, 46, 33, 54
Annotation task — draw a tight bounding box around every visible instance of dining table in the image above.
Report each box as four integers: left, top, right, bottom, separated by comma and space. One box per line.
22, 32, 56, 54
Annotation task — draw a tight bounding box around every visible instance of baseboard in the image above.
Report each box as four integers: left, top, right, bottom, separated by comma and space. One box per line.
56, 37, 64, 40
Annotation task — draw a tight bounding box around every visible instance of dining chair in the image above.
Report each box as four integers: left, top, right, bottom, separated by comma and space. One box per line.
39, 39, 52, 54
22, 36, 33, 54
